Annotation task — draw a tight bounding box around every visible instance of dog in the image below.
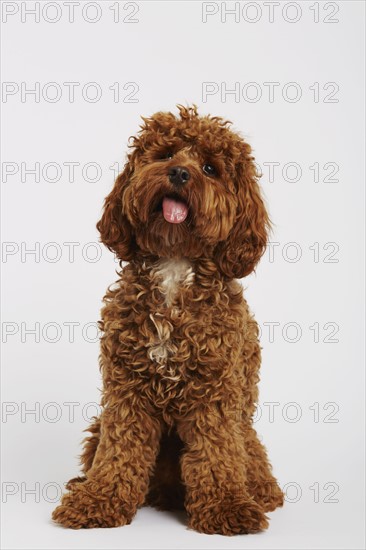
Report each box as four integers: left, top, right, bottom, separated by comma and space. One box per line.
52, 105, 284, 535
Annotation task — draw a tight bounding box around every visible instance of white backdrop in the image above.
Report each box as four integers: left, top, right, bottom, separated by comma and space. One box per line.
1, 1, 365, 549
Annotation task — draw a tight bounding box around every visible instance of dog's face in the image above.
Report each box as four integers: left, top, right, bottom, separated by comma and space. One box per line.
97, 106, 269, 279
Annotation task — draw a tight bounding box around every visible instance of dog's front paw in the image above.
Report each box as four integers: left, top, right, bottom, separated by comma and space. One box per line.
188, 494, 268, 536
52, 483, 132, 529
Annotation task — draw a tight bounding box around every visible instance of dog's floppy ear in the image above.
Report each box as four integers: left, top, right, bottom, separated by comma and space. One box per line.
214, 147, 269, 279
96, 161, 137, 261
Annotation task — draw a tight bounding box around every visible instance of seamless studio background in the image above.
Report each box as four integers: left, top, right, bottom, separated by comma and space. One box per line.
1, 1, 365, 549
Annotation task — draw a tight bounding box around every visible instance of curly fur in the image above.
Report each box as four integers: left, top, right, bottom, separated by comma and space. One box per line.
52, 105, 283, 535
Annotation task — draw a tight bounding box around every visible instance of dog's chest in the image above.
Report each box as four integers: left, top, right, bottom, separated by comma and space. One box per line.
146, 258, 194, 381
151, 258, 194, 308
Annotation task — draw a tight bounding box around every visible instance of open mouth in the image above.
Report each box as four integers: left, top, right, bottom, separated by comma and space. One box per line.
155, 193, 189, 224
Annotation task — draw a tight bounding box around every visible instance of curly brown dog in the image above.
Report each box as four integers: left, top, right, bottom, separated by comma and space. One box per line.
52, 105, 284, 535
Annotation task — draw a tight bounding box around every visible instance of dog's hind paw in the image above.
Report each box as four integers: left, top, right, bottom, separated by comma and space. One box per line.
65, 476, 87, 491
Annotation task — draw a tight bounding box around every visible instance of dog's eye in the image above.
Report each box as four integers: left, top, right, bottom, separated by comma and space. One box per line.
203, 163, 217, 176
164, 152, 173, 160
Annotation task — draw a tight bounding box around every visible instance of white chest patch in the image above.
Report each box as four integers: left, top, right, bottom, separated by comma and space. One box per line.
152, 258, 194, 307
148, 259, 194, 374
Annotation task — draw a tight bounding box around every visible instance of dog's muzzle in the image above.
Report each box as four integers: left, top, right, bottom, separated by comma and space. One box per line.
168, 166, 190, 186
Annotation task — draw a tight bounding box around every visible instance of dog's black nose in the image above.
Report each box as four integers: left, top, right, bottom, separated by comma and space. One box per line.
168, 166, 190, 186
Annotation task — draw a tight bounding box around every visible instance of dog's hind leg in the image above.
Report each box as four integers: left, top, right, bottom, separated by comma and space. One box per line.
244, 426, 284, 512
65, 416, 101, 490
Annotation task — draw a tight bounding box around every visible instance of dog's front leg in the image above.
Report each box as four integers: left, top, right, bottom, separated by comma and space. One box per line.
52, 402, 161, 529
177, 405, 268, 536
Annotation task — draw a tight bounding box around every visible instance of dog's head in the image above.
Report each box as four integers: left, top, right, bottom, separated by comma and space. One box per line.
97, 105, 269, 279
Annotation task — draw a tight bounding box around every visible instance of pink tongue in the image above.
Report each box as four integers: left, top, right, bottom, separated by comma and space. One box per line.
162, 197, 188, 224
